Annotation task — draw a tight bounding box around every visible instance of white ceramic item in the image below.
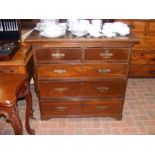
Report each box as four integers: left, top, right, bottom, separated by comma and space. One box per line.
39, 24, 67, 38
88, 24, 102, 37
68, 19, 90, 36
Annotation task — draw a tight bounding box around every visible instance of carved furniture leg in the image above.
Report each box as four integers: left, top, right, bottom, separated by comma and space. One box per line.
25, 87, 35, 135
9, 105, 23, 135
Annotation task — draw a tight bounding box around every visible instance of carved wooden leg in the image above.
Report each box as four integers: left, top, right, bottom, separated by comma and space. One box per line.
25, 87, 35, 135
9, 105, 23, 135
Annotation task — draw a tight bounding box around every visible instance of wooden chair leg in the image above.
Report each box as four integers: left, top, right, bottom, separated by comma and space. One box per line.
9, 105, 23, 135
25, 88, 35, 135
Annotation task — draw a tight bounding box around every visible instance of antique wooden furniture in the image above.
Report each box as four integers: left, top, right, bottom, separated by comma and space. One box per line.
117, 19, 155, 77
25, 31, 138, 120
0, 74, 35, 135
0, 43, 34, 81
0, 43, 34, 134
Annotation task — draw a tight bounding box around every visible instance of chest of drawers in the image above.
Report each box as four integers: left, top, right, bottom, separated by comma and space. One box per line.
116, 19, 155, 77
26, 31, 138, 120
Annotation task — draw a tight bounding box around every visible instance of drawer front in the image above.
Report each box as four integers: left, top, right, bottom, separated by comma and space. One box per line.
82, 99, 122, 115
38, 79, 126, 99
131, 50, 155, 64
132, 35, 148, 50
148, 21, 155, 33
0, 66, 19, 74
36, 63, 128, 79
40, 99, 122, 118
130, 21, 146, 32
129, 64, 155, 77
84, 48, 129, 61
34, 48, 82, 63
40, 100, 82, 117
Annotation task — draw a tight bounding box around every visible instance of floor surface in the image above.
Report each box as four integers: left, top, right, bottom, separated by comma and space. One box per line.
0, 78, 155, 135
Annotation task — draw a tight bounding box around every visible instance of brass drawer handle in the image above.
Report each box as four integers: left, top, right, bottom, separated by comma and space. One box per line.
98, 69, 111, 74
96, 105, 108, 110
100, 51, 113, 59
51, 52, 65, 59
56, 106, 68, 111
54, 88, 67, 93
97, 87, 110, 92
53, 69, 67, 74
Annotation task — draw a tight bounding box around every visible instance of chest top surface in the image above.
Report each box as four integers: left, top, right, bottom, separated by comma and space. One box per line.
25, 30, 139, 48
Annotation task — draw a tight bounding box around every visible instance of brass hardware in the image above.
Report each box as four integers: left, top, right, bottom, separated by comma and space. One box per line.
56, 106, 67, 111
97, 87, 110, 92
78, 66, 86, 72
80, 82, 84, 85
98, 69, 111, 74
53, 69, 67, 74
51, 51, 65, 59
100, 49, 113, 59
96, 105, 108, 110
54, 88, 67, 93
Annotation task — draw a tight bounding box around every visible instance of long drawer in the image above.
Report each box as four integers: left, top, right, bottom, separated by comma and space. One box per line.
38, 79, 126, 99
36, 63, 128, 79
84, 48, 129, 61
131, 50, 155, 64
40, 99, 123, 119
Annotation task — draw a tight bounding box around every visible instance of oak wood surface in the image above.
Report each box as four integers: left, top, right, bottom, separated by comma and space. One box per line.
0, 74, 34, 135
116, 19, 155, 77
25, 29, 138, 120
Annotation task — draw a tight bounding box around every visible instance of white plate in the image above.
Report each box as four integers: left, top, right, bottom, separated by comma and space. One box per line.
40, 31, 65, 38
70, 30, 88, 37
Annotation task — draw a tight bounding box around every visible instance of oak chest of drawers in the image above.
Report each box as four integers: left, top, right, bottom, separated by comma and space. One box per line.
26, 31, 138, 120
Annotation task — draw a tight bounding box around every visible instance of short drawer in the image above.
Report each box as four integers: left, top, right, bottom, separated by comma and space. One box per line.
84, 48, 129, 61
132, 35, 148, 50
40, 99, 123, 119
148, 21, 155, 33
82, 99, 122, 116
40, 100, 82, 117
34, 48, 82, 63
130, 21, 146, 32
0, 66, 19, 74
131, 50, 155, 64
129, 64, 155, 77
38, 79, 127, 99
36, 63, 128, 79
